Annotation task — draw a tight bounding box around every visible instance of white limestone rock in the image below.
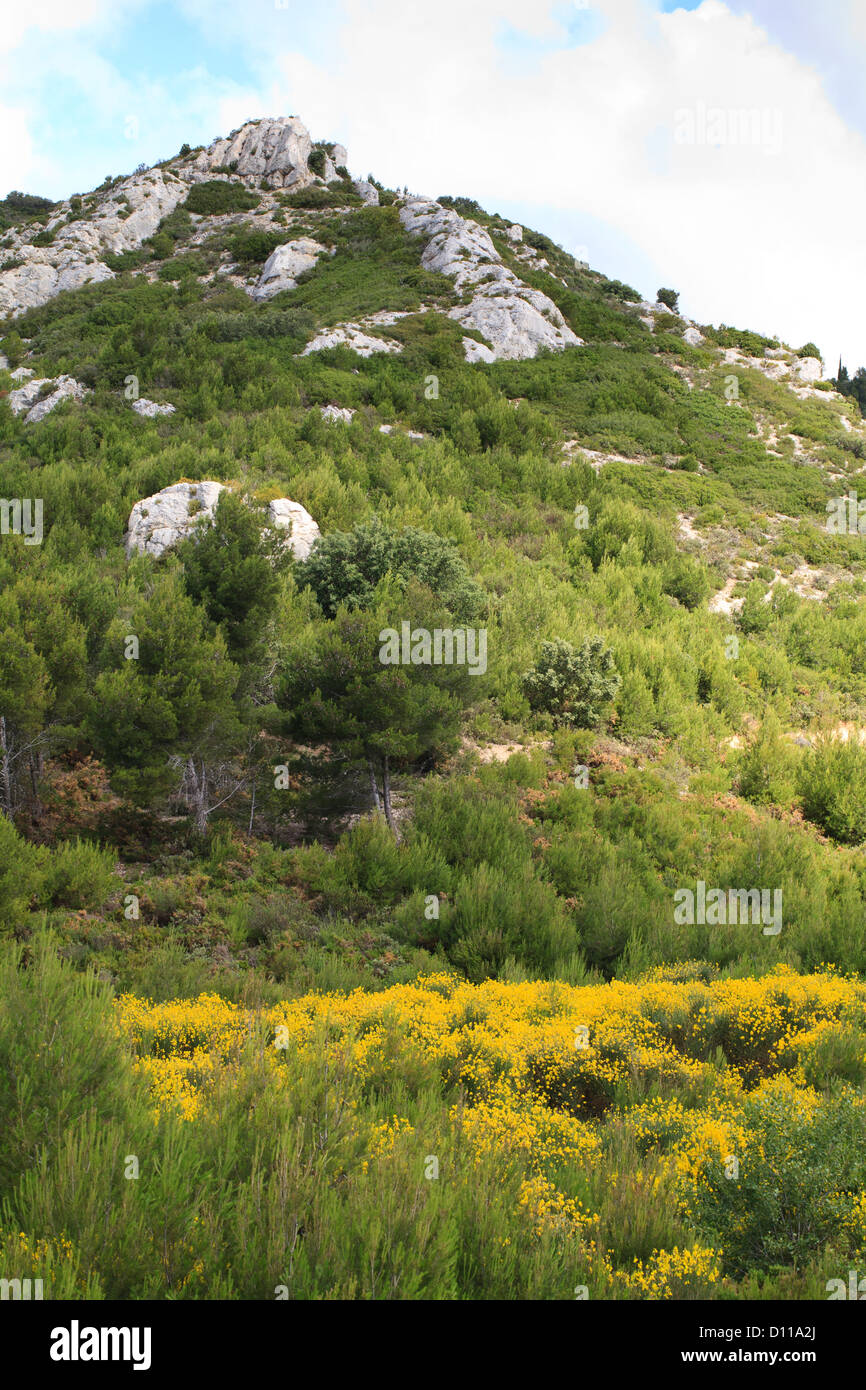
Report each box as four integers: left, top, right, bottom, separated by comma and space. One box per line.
682, 326, 705, 346
300, 324, 402, 357
0, 253, 115, 319
321, 404, 355, 423
125, 481, 319, 561
0, 355, 7, 371
132, 398, 176, 417
250, 238, 326, 299
186, 117, 315, 190
377, 424, 426, 439
794, 356, 823, 383
0, 167, 187, 319
125, 481, 226, 557
399, 198, 581, 361
266, 497, 320, 560
462, 336, 497, 364
10, 366, 34, 381
353, 180, 380, 206
506, 224, 523, 242
9, 374, 89, 424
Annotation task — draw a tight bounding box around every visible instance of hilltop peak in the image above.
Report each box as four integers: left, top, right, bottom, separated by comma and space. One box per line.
176, 115, 348, 192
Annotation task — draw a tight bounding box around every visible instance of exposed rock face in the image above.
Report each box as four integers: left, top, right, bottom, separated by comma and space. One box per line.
9, 374, 89, 424
10, 366, 34, 380
682, 326, 705, 346
353, 180, 380, 206
131, 398, 176, 417
794, 356, 823, 382
125, 481, 225, 557
0, 253, 115, 320
185, 117, 315, 189
506, 224, 523, 242
266, 497, 320, 559
0, 117, 351, 319
462, 337, 497, 364
124, 481, 319, 561
301, 324, 403, 357
0, 167, 190, 319
722, 348, 825, 387
250, 238, 328, 299
399, 198, 582, 361
321, 404, 355, 423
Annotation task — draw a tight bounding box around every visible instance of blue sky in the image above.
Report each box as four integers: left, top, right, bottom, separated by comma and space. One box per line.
3, 0, 866, 366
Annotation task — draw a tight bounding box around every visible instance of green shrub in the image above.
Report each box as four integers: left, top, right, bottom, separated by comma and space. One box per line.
0, 816, 43, 931
42, 838, 118, 910
798, 738, 866, 844
183, 180, 259, 216
662, 555, 710, 609
522, 638, 621, 728
735, 712, 797, 806
296, 516, 486, 620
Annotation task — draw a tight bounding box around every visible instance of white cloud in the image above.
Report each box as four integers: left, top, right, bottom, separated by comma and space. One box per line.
0, 105, 35, 189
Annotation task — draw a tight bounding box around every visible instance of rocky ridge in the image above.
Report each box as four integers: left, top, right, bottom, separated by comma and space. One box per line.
399, 198, 583, 361
0, 116, 367, 319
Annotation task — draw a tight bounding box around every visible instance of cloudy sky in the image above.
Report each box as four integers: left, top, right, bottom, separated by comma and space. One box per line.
3, 0, 865, 368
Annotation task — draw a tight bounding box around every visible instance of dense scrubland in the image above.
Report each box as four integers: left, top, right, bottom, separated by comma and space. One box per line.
3, 169, 866, 1299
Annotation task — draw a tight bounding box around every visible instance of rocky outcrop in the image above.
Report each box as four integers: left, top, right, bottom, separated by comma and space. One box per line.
399, 198, 582, 361
124, 481, 320, 561
300, 323, 403, 357
321, 404, 355, 423
184, 117, 315, 190
353, 180, 380, 206
0, 117, 352, 319
9, 374, 89, 424
722, 348, 827, 387
0, 167, 188, 318
266, 497, 320, 559
0, 253, 115, 320
131, 398, 176, 417
793, 356, 823, 383
250, 238, 328, 300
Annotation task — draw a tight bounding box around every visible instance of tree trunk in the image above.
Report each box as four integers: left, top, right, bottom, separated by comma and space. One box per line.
29, 750, 43, 822
368, 759, 382, 814
382, 754, 397, 839
0, 716, 12, 819
248, 772, 257, 834
188, 757, 209, 835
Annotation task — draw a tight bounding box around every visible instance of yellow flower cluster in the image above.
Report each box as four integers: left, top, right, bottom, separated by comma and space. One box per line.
612, 1244, 722, 1299
114, 965, 866, 1293
360, 1115, 416, 1173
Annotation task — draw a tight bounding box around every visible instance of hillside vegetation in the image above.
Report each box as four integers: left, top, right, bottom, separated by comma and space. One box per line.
3, 146, 866, 1300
